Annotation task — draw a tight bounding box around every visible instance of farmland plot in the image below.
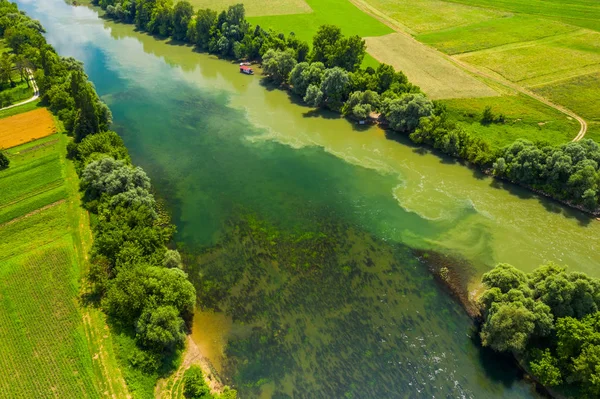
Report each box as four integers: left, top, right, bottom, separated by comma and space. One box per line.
0, 108, 56, 149
0, 131, 115, 398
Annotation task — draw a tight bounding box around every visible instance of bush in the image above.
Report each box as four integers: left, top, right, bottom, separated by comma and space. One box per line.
183, 366, 211, 398
0, 151, 9, 170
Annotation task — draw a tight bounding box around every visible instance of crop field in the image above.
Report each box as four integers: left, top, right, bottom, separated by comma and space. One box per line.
0, 131, 126, 398
365, 33, 497, 99
0, 108, 56, 149
445, 0, 600, 32
359, 0, 505, 35
441, 94, 580, 149
188, 0, 312, 16
247, 0, 392, 44
533, 72, 600, 122
417, 16, 578, 54
0, 136, 66, 225
457, 30, 600, 85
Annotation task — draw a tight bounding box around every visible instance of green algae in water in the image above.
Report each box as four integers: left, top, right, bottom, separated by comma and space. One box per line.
186, 214, 536, 398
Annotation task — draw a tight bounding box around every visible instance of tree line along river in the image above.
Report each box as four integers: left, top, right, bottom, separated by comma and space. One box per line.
18, 0, 600, 397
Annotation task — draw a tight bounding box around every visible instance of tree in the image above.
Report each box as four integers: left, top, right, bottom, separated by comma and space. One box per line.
482, 263, 528, 293
262, 49, 297, 84
103, 266, 196, 324
290, 61, 325, 97
75, 130, 131, 168
183, 366, 211, 398
70, 71, 100, 141
382, 93, 433, 133
172, 1, 194, 41
481, 106, 495, 124
311, 25, 342, 66
136, 305, 186, 351
529, 349, 562, 387
331, 35, 365, 72
319, 67, 349, 111
81, 157, 151, 201
0, 53, 14, 86
0, 151, 9, 170
195, 9, 217, 49
342, 90, 379, 120
480, 301, 536, 353
303, 84, 323, 108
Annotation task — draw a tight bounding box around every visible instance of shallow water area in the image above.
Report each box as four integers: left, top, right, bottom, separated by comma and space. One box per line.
17, 0, 600, 397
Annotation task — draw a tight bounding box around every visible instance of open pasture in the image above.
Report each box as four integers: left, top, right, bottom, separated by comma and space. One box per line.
247, 0, 392, 44
444, 0, 600, 32
0, 108, 56, 149
442, 94, 580, 148
418, 15, 578, 54
188, 0, 312, 17
533, 72, 600, 122
458, 30, 600, 86
360, 0, 505, 34
365, 33, 497, 99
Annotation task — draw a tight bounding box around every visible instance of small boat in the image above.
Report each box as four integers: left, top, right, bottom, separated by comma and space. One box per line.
240, 65, 254, 75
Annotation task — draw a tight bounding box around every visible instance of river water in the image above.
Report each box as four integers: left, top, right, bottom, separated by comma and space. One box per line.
18, 1, 600, 397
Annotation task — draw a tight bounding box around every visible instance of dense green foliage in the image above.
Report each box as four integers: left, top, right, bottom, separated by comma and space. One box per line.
182, 365, 237, 399
183, 366, 210, 398
479, 263, 600, 397
492, 139, 600, 210
0, 149, 8, 169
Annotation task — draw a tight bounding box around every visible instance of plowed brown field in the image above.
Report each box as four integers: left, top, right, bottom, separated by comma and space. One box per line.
0, 108, 56, 149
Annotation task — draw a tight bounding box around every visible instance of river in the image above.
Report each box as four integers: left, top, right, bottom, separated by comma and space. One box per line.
17, 0, 600, 397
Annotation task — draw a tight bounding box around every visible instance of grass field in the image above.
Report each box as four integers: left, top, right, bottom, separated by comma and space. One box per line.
0, 124, 128, 398
442, 94, 580, 149
365, 33, 497, 99
533, 72, 600, 122
188, 0, 312, 17
248, 0, 392, 44
458, 30, 600, 85
360, 0, 505, 35
418, 15, 578, 54
0, 108, 56, 149
445, 0, 600, 32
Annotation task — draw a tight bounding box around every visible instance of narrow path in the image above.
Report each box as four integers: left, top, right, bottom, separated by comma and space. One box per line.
0, 68, 40, 111
348, 0, 588, 141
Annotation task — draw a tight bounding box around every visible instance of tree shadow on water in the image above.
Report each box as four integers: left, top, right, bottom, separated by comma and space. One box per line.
470, 332, 524, 389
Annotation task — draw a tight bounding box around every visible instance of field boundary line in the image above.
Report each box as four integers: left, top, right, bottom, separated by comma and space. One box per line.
453, 28, 588, 57
0, 199, 65, 228
348, 0, 588, 141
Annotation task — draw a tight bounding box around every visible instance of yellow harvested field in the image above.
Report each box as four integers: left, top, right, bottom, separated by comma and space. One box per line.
188, 0, 312, 17
0, 108, 56, 149
365, 33, 498, 100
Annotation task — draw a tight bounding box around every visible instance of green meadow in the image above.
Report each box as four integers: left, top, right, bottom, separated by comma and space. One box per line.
247, 0, 392, 44
441, 94, 580, 149
188, 0, 312, 17
417, 16, 578, 54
